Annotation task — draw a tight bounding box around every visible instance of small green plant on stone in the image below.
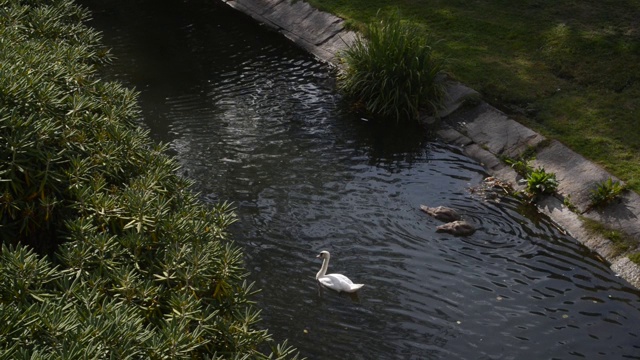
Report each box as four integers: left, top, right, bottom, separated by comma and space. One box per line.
589, 178, 625, 209
338, 11, 446, 123
502, 144, 541, 178
629, 252, 640, 265
522, 167, 558, 197
563, 194, 578, 212
505, 157, 533, 177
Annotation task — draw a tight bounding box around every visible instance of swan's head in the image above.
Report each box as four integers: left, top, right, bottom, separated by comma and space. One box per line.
316, 250, 330, 259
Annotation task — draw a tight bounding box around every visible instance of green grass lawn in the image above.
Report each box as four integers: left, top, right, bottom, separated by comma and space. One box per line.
308, 0, 640, 192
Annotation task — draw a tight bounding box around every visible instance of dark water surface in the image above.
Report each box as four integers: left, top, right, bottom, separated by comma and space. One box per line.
81, 0, 640, 358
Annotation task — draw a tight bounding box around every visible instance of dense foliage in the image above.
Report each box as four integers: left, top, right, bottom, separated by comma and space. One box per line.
0, 0, 297, 358
337, 12, 445, 123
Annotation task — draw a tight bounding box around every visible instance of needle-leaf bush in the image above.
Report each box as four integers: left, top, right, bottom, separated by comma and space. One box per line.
338, 11, 446, 123
0, 0, 298, 358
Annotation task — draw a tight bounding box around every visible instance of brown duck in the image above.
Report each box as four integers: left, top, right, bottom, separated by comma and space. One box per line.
419, 205, 461, 222
436, 220, 476, 236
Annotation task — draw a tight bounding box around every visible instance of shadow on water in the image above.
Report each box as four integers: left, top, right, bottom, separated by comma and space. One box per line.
81, 0, 640, 359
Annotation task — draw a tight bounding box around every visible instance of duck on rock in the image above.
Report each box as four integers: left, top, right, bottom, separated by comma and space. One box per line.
419, 205, 461, 222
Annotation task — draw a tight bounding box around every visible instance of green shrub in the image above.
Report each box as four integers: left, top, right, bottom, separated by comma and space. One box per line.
0, 0, 116, 252
522, 167, 558, 197
0, 0, 297, 358
338, 11, 445, 123
589, 178, 625, 209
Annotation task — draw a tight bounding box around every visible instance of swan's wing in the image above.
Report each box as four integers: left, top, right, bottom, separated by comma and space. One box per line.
317, 277, 336, 288
326, 273, 354, 285
319, 274, 363, 292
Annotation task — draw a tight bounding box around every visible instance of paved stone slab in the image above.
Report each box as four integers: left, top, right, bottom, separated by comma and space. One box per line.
537, 197, 640, 291
535, 141, 640, 241
536, 196, 620, 258
463, 104, 546, 159
437, 128, 473, 147
280, 30, 335, 62
319, 30, 358, 63
224, 0, 283, 17
262, 1, 315, 31
296, 8, 345, 45
612, 257, 640, 288
462, 143, 504, 172
492, 164, 521, 191
533, 140, 618, 211
437, 82, 480, 118
225, 0, 348, 64
260, 1, 345, 47
583, 191, 640, 240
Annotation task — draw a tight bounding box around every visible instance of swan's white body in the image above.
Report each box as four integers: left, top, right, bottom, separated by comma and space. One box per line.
316, 251, 364, 293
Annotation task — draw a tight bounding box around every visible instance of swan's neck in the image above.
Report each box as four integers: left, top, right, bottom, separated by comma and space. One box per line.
316, 255, 330, 279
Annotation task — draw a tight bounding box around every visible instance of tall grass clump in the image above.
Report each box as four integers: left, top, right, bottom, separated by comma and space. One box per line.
338, 12, 446, 123
0, 0, 298, 358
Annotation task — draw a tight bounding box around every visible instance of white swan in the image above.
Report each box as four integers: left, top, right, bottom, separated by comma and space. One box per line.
316, 251, 364, 293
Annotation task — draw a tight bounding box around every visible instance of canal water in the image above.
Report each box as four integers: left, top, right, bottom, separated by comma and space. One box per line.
80, 0, 640, 358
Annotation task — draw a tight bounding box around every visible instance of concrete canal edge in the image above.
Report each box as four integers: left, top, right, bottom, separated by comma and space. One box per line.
221, 0, 640, 289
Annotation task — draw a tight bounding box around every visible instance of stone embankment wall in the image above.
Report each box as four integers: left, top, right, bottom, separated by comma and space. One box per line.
221, 0, 357, 64
221, 0, 640, 288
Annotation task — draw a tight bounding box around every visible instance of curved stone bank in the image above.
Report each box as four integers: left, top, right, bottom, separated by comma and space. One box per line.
220, 0, 640, 288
